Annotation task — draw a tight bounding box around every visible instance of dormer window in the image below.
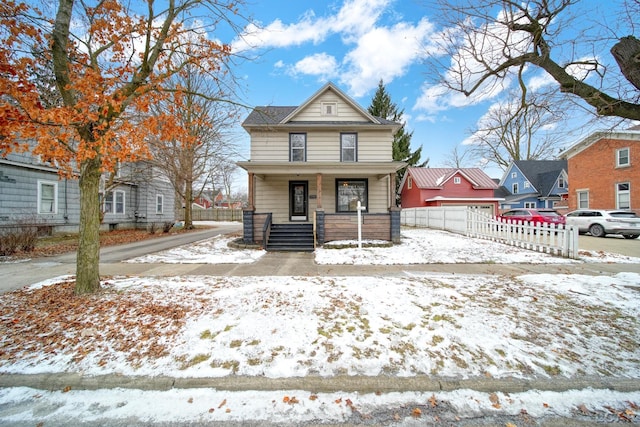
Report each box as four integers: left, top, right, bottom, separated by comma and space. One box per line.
322, 102, 337, 116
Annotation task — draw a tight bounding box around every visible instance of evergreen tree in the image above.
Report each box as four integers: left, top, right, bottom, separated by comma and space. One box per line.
368, 80, 427, 204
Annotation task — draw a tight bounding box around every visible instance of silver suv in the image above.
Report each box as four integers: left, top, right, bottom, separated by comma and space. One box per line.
564, 209, 640, 239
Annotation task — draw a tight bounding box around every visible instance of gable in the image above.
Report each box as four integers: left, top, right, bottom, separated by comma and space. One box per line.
282, 82, 381, 125
562, 129, 640, 159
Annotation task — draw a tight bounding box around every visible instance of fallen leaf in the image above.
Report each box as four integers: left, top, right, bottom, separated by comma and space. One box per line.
218, 399, 227, 409
187, 397, 193, 404
412, 408, 422, 418
309, 394, 318, 401
428, 394, 438, 407
225, 408, 231, 413
208, 408, 214, 413
577, 404, 592, 415
335, 398, 342, 404
62, 386, 71, 393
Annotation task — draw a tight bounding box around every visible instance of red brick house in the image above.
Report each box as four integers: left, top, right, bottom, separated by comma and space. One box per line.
561, 128, 640, 212
399, 167, 501, 215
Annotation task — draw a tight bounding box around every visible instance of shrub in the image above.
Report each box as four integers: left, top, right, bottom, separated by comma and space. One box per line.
147, 222, 158, 234
162, 222, 173, 233
0, 225, 39, 255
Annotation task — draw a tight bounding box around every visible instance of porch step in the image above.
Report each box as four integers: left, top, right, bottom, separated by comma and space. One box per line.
267, 223, 314, 252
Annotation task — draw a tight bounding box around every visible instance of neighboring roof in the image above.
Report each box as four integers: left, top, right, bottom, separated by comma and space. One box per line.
402, 167, 499, 190
561, 128, 640, 159
512, 160, 567, 197
241, 82, 400, 130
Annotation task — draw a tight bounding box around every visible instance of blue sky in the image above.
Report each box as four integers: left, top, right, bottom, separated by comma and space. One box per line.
223, 0, 636, 190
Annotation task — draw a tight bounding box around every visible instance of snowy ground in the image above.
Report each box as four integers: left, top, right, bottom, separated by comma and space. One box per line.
1, 226, 639, 425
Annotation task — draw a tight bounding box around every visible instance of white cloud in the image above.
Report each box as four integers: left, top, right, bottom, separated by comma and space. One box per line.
231, 0, 437, 98
340, 18, 436, 97
289, 53, 339, 80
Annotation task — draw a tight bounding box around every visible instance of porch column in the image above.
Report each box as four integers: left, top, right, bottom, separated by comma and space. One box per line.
389, 172, 396, 208
316, 173, 323, 209
247, 172, 255, 210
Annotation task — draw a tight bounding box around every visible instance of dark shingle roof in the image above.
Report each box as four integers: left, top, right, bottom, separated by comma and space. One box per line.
514, 160, 567, 196
242, 106, 297, 126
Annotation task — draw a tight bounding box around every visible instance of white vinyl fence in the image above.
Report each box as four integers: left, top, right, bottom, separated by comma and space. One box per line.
401, 207, 579, 259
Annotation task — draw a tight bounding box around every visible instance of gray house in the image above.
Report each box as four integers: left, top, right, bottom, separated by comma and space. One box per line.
0, 148, 175, 234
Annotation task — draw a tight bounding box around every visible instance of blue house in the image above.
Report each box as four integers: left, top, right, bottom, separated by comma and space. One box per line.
498, 160, 568, 211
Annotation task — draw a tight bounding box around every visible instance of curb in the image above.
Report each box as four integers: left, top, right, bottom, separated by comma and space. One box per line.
1, 373, 638, 394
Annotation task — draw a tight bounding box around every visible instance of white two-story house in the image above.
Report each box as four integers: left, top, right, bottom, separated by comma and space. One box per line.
238, 82, 405, 250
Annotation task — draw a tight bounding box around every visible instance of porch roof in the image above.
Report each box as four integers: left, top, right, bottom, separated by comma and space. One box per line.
236, 161, 406, 177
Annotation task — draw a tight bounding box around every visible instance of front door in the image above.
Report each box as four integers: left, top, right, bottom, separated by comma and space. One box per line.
289, 181, 308, 221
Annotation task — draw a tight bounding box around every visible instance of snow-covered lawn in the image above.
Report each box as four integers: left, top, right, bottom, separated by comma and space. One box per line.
1, 227, 639, 425
127, 227, 640, 265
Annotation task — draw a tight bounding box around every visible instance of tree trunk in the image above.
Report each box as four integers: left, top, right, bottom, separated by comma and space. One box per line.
184, 180, 193, 229
75, 157, 102, 295
611, 36, 640, 91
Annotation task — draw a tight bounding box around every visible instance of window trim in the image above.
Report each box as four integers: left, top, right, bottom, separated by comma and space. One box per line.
524, 202, 536, 209
156, 194, 164, 214
616, 182, 630, 210
577, 190, 589, 209
558, 176, 565, 188
512, 183, 518, 194
289, 133, 307, 162
37, 180, 58, 214
335, 178, 368, 213
321, 102, 337, 116
340, 132, 358, 162
103, 189, 126, 214
616, 147, 630, 167
407, 176, 412, 190
453, 176, 461, 184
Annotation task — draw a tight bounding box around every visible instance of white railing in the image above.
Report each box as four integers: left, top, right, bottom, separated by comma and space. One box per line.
401, 207, 579, 259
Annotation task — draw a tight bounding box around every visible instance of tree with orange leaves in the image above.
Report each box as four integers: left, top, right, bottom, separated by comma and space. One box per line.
1, 0, 245, 294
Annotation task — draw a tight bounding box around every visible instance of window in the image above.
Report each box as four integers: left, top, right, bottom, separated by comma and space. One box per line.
577, 190, 589, 209
454, 177, 461, 184
103, 190, 125, 214
616, 182, 630, 209
407, 176, 412, 189
289, 133, 306, 162
512, 183, 518, 194
156, 194, 164, 214
341, 133, 357, 162
321, 102, 337, 116
336, 179, 367, 212
616, 148, 630, 167
558, 176, 565, 188
524, 202, 536, 208
524, 181, 530, 188
511, 172, 517, 178
37, 180, 57, 214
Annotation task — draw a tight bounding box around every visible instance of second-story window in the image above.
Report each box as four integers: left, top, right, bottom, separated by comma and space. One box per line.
290, 133, 306, 162
341, 133, 357, 162
617, 147, 630, 167
512, 183, 519, 194
558, 176, 566, 188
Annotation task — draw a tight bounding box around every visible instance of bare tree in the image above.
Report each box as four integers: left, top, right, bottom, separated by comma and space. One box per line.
211, 158, 240, 209
442, 145, 472, 168
149, 66, 240, 229
431, 0, 640, 121
465, 85, 567, 170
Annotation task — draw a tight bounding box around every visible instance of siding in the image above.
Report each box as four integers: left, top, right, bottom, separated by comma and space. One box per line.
254, 174, 391, 223
0, 163, 80, 226
291, 91, 369, 122
324, 213, 390, 242
249, 129, 393, 162
1, 160, 175, 231
567, 138, 639, 211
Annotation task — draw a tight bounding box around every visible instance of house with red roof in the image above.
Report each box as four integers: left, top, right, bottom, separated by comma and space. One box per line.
399, 167, 501, 215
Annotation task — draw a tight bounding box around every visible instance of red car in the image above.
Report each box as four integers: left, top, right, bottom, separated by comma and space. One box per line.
498, 208, 566, 226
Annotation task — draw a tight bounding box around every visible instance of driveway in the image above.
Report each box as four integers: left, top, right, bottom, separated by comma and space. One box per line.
578, 234, 640, 257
